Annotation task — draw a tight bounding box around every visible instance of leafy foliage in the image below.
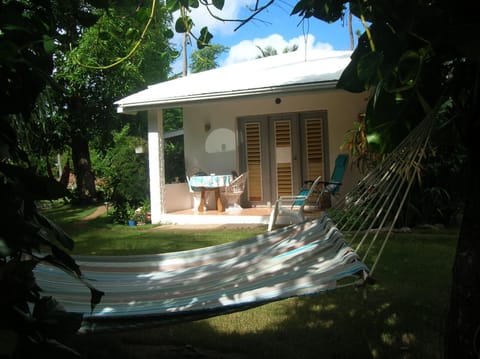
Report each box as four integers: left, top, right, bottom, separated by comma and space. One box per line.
0, 1, 107, 356
189, 44, 228, 73
93, 125, 149, 224
48, 1, 176, 200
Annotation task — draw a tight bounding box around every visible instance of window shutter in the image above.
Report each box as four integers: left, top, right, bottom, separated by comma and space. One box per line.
274, 120, 293, 197
304, 118, 324, 181
245, 123, 263, 202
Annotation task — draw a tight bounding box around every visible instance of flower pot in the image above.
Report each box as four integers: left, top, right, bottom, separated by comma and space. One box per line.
128, 219, 136, 227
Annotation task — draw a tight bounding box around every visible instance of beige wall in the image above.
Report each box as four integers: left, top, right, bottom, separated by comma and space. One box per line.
183, 89, 368, 194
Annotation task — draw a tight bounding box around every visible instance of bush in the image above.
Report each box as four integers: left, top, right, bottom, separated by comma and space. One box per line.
94, 125, 149, 224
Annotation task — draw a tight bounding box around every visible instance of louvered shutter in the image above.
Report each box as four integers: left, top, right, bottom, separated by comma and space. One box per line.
245, 123, 263, 202
304, 118, 324, 181
274, 120, 293, 197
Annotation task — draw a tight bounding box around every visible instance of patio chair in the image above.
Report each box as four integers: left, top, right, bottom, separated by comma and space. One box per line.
267, 175, 324, 231
220, 171, 248, 211
318, 153, 349, 197
267, 154, 349, 231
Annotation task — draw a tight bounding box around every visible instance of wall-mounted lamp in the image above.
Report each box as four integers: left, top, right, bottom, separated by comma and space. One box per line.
204, 121, 211, 132
275, 97, 282, 104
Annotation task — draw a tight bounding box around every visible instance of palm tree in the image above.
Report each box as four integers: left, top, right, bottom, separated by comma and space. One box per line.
256, 44, 298, 58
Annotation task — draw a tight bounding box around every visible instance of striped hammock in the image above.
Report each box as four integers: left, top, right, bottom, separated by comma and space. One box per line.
35, 213, 368, 333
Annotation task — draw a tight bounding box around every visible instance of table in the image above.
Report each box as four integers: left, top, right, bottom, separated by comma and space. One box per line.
189, 174, 233, 212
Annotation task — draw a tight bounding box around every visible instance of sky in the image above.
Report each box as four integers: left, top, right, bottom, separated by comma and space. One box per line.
170, 0, 364, 74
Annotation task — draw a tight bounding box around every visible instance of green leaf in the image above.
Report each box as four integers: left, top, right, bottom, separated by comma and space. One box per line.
98, 31, 110, 40
34, 212, 75, 251
42, 35, 56, 54
397, 50, 421, 86
166, 0, 181, 12
212, 0, 225, 10
164, 29, 174, 39
367, 132, 381, 145
126, 27, 137, 38
189, 0, 200, 8
90, 287, 105, 313
197, 27, 213, 49
357, 51, 382, 88
41, 250, 82, 277
175, 16, 192, 33
291, 0, 310, 17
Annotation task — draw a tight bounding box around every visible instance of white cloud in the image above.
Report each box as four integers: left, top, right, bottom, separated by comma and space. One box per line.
222, 34, 333, 66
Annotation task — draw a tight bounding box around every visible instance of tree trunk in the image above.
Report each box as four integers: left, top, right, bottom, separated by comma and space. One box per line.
69, 94, 96, 202
445, 112, 480, 357
348, 11, 354, 50
71, 133, 96, 202
183, 32, 188, 76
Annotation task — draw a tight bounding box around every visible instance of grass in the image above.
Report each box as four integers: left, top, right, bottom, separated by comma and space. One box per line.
42, 203, 264, 255
41, 203, 458, 358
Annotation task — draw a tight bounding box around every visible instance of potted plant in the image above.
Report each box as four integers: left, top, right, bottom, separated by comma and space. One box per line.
126, 204, 137, 226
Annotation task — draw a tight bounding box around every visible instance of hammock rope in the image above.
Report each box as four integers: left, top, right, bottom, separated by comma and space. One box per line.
332, 110, 436, 276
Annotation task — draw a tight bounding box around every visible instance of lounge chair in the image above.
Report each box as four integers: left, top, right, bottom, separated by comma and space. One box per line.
268, 154, 349, 231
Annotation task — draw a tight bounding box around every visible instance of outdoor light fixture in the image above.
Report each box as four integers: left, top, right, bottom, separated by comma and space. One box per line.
275, 97, 282, 104
204, 121, 211, 132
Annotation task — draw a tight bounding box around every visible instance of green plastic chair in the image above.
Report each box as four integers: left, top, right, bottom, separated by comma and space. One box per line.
319, 153, 349, 195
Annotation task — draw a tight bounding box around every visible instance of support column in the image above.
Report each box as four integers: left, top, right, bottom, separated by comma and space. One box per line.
148, 110, 165, 224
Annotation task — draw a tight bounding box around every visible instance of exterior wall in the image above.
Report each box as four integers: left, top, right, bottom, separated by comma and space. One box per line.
183, 89, 368, 196
164, 183, 192, 212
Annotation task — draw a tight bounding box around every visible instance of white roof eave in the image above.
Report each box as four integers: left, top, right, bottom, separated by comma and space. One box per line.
116, 80, 339, 113
115, 50, 353, 114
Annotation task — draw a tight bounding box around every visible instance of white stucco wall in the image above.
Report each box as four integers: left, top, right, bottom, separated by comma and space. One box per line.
164, 183, 192, 212
182, 89, 368, 194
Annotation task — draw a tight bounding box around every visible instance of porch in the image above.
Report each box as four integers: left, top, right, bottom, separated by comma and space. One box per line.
160, 182, 324, 226
159, 207, 273, 225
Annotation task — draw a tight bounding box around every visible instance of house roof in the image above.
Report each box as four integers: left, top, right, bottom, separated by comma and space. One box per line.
115, 49, 353, 113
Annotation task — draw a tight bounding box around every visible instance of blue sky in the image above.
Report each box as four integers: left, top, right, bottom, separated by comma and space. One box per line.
170, 0, 363, 73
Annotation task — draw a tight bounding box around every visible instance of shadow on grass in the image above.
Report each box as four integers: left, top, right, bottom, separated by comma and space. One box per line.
68, 232, 456, 359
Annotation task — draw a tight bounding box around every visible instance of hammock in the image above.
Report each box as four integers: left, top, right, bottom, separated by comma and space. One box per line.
34, 110, 435, 334
35, 214, 368, 333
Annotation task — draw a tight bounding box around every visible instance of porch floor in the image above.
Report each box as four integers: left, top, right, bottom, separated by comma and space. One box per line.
159, 207, 323, 226
160, 207, 273, 225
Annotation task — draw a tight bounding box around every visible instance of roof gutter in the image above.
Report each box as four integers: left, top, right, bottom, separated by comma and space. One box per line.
116, 80, 339, 114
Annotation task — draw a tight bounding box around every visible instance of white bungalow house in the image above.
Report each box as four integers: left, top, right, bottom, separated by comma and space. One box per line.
115, 49, 368, 225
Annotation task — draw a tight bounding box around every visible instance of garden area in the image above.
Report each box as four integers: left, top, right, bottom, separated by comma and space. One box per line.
41, 203, 458, 359
2, 1, 478, 358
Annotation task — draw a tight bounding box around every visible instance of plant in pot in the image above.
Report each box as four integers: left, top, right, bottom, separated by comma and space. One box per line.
133, 201, 151, 225
126, 203, 137, 226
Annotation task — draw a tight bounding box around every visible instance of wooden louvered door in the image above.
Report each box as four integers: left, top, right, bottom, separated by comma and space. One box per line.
244, 122, 263, 202
301, 113, 327, 183
272, 118, 298, 199
239, 112, 327, 207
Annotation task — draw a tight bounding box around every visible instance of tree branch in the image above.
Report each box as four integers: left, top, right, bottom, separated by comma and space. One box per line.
197, 0, 275, 31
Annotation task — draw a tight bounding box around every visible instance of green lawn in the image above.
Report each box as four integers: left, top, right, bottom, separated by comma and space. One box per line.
41, 203, 264, 255
42, 203, 457, 358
